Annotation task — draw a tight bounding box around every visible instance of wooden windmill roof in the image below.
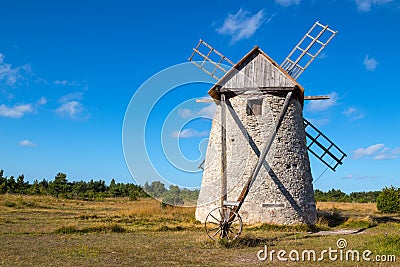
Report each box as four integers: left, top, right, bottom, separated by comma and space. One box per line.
208, 46, 305, 104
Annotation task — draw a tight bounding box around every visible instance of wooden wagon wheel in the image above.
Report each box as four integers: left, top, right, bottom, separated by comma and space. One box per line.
205, 206, 242, 241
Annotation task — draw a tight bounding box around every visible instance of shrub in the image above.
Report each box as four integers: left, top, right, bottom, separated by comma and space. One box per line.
4, 201, 16, 208
162, 193, 184, 206
376, 186, 400, 213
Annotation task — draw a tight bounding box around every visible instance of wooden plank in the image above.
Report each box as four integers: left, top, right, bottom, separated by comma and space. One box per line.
192, 48, 230, 73
304, 95, 330, 100
217, 86, 295, 93
199, 40, 235, 65
195, 98, 214, 103
220, 94, 227, 207
223, 200, 240, 207
265, 57, 271, 87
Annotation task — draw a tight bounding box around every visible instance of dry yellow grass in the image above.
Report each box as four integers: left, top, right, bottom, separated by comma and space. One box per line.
316, 201, 378, 214
0, 195, 399, 266
0, 194, 198, 234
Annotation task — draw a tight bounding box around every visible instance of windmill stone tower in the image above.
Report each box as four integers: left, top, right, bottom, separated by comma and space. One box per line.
189, 22, 346, 230
196, 47, 315, 225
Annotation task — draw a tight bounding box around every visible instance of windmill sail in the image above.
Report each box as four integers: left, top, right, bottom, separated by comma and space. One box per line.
304, 118, 346, 171
189, 39, 234, 80
281, 21, 337, 80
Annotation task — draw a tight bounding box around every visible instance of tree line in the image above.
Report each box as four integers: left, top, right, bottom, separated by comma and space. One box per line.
0, 169, 198, 204
0, 170, 148, 200
143, 181, 199, 205
314, 189, 380, 203
0, 169, 397, 210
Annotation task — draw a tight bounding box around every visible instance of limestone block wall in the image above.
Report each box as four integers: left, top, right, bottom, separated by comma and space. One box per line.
195, 92, 317, 225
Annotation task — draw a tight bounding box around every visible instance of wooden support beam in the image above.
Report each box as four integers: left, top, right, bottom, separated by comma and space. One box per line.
220, 94, 227, 208
304, 95, 330, 100
233, 91, 293, 214
195, 98, 214, 103
217, 86, 295, 93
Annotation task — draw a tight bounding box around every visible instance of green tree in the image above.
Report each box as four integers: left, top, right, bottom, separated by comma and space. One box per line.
16, 175, 27, 194
109, 179, 121, 198
162, 185, 184, 206
39, 179, 49, 195
49, 172, 68, 197
0, 170, 6, 194
27, 180, 41, 195
144, 181, 167, 198
71, 181, 87, 199
7, 176, 16, 193
314, 189, 326, 202
376, 186, 400, 213
162, 192, 184, 206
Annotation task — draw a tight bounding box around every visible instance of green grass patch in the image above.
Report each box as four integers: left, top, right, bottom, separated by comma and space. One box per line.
3, 198, 39, 209
55, 224, 126, 234
363, 234, 400, 256
342, 216, 378, 229
217, 235, 276, 248
247, 223, 319, 233
77, 214, 99, 220
4, 201, 16, 208
156, 225, 185, 231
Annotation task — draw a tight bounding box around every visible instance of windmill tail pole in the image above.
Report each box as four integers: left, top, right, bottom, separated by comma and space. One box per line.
233, 91, 293, 214
220, 94, 227, 208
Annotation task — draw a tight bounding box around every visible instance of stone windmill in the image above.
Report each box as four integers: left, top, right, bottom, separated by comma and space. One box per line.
188, 21, 347, 240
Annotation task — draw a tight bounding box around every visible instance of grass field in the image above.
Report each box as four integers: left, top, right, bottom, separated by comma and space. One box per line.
0, 195, 399, 266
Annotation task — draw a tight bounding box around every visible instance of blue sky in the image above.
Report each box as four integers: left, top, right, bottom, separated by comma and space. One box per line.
1, 0, 400, 193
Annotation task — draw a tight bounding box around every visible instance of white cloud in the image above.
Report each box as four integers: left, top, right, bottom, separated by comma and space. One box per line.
344, 107, 358, 116
0, 53, 31, 87
54, 80, 80, 86
0, 103, 33, 118
19, 139, 36, 147
306, 92, 338, 112
56, 92, 89, 120
54, 80, 67, 85
58, 92, 83, 103
0, 96, 47, 119
363, 54, 378, 71
216, 8, 267, 43
178, 103, 216, 119
342, 107, 364, 120
55, 101, 84, 118
355, 0, 392, 12
353, 143, 384, 159
275, 0, 301, 7
37, 97, 48, 105
171, 128, 209, 139
374, 147, 400, 160
352, 143, 400, 160
342, 174, 380, 179
342, 107, 356, 116
318, 52, 328, 59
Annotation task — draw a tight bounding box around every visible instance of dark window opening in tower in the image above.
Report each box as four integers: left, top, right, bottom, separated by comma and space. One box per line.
246, 99, 263, 116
